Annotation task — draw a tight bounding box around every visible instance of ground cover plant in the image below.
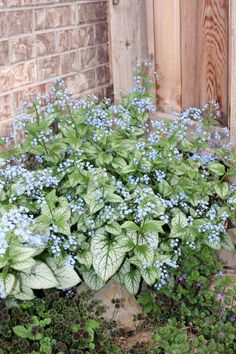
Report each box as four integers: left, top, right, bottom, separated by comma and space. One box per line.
136, 247, 236, 354
0, 288, 120, 354
0, 62, 236, 301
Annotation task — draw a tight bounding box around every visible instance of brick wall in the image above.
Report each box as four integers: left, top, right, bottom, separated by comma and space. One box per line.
0, 0, 111, 136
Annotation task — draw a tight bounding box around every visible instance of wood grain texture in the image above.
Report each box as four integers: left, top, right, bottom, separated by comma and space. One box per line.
109, 0, 148, 102
154, 0, 182, 113
145, 0, 155, 61
180, 0, 198, 109
145, 0, 156, 112
196, 0, 228, 124
229, 0, 236, 145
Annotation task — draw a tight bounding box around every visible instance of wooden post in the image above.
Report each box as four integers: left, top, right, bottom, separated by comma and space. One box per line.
196, 0, 228, 125
154, 0, 182, 113
229, 0, 236, 146
108, 0, 148, 102
180, 0, 198, 110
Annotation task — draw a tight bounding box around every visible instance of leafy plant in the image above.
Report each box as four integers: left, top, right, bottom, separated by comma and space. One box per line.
137, 247, 236, 354
0, 288, 119, 353
0, 61, 235, 300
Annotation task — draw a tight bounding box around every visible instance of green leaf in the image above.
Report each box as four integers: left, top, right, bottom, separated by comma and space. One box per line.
20, 261, 58, 289
105, 222, 122, 235
97, 152, 113, 166
91, 228, 126, 282
154, 253, 172, 264
221, 232, 235, 251
134, 244, 154, 264
13, 326, 29, 339
84, 198, 104, 215
45, 189, 57, 208
207, 162, 225, 176
169, 210, 188, 239
11, 257, 36, 271
0, 258, 7, 269
124, 269, 141, 295
10, 246, 38, 262
171, 210, 188, 228
82, 269, 106, 291
77, 249, 93, 269
2, 274, 15, 296
227, 167, 236, 179
105, 193, 123, 203
113, 259, 130, 284
86, 319, 100, 330
141, 220, 164, 234
46, 257, 81, 289
141, 266, 160, 286
54, 201, 71, 222
121, 221, 140, 231
32, 214, 52, 232
214, 182, 229, 199
158, 180, 172, 197
54, 217, 71, 236
139, 232, 159, 249
83, 142, 101, 159
112, 157, 128, 170
203, 237, 221, 250
68, 170, 86, 188
11, 281, 35, 301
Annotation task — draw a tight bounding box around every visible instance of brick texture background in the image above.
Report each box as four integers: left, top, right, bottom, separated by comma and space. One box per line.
0, 0, 111, 136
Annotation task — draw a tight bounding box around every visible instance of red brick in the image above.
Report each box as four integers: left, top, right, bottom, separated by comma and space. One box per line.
70, 25, 94, 49
37, 55, 60, 81
0, 61, 35, 92
6, 0, 59, 5
95, 22, 108, 44
10, 36, 35, 63
96, 65, 110, 86
65, 69, 95, 93
61, 52, 77, 75
0, 41, 8, 66
57, 29, 70, 52
35, 5, 75, 31
36, 32, 56, 56
0, 94, 13, 121
81, 47, 96, 69
0, 10, 32, 37
97, 44, 109, 65
14, 84, 46, 110
0, 119, 13, 138
79, 68, 96, 91
78, 2, 107, 24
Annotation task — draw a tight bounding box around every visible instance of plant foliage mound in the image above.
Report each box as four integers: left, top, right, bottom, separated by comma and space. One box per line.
0, 289, 119, 354
0, 63, 236, 300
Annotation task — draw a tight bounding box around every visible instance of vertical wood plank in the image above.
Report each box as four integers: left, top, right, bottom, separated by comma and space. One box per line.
180, 0, 198, 109
154, 0, 182, 113
229, 0, 236, 145
145, 0, 156, 111
109, 0, 148, 102
196, 0, 228, 124
145, 0, 155, 61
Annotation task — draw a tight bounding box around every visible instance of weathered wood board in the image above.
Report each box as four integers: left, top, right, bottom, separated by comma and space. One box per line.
196, 0, 228, 122
154, 0, 182, 113
229, 0, 236, 145
108, 0, 148, 101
